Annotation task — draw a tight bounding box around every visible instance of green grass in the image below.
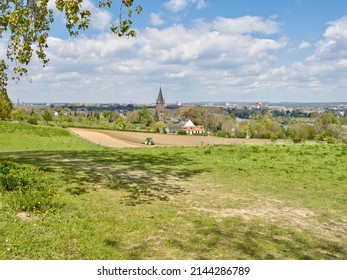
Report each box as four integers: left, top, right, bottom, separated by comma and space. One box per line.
0, 121, 346, 259
0, 121, 103, 151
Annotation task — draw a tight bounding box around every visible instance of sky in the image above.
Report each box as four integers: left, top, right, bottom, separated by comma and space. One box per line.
3, 0, 347, 103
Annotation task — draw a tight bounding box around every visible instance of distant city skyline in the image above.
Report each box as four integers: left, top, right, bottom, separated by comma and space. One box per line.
3, 0, 347, 103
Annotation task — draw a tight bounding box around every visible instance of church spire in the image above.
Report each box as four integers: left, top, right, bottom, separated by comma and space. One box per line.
156, 86, 165, 122
157, 86, 164, 104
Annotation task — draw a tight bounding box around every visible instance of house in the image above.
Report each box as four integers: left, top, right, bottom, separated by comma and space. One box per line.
182, 119, 205, 135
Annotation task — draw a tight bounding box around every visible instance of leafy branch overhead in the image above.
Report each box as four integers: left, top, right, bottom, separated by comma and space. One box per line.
0, 0, 142, 100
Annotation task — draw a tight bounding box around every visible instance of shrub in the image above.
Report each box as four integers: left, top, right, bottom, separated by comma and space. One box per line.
214, 131, 231, 138
270, 133, 278, 143
42, 109, 53, 124
177, 129, 186, 135
325, 136, 338, 144
27, 115, 38, 125
11, 109, 26, 121
0, 161, 58, 213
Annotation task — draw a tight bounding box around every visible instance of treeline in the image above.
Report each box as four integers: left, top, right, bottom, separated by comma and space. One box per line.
3, 104, 347, 143
179, 106, 346, 144
8, 105, 166, 133
227, 108, 313, 119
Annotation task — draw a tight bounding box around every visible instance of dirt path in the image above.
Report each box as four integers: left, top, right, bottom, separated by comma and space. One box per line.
70, 128, 143, 148
70, 128, 291, 148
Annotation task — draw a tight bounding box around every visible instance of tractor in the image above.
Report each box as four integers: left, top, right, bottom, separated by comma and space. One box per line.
144, 137, 154, 145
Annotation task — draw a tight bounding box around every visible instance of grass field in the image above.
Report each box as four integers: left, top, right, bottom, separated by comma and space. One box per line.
0, 121, 103, 151
0, 121, 346, 259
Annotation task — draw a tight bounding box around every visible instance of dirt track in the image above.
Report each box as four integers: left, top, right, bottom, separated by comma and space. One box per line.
70, 128, 289, 148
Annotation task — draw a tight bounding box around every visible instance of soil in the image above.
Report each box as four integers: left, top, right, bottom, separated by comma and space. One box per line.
69, 128, 289, 148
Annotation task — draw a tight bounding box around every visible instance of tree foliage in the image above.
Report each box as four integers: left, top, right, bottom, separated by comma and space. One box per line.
42, 108, 53, 124
0, 0, 142, 100
0, 59, 13, 119
0, 90, 13, 120
180, 106, 227, 132
314, 112, 342, 142
289, 122, 315, 143
0, 59, 12, 119
137, 105, 153, 127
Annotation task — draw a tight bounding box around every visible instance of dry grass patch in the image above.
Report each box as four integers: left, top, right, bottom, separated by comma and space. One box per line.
15, 212, 34, 221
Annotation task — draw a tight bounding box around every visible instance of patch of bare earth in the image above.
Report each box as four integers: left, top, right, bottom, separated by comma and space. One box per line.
194, 203, 314, 224
69, 128, 291, 148
193, 198, 347, 242
16, 212, 33, 221
69, 128, 142, 148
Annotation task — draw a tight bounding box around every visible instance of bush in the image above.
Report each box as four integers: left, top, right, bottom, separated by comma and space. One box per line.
0, 161, 58, 213
214, 131, 231, 138
270, 133, 278, 143
27, 115, 38, 125
325, 136, 338, 144
315, 133, 339, 144
177, 129, 186, 135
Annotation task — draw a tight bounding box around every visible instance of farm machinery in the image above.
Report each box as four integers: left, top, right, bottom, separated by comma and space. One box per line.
144, 138, 154, 145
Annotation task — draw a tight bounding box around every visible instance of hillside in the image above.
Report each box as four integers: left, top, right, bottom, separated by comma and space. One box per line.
0, 121, 103, 151
0, 122, 346, 259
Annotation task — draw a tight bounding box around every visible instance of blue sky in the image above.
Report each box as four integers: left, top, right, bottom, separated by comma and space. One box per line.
4, 0, 347, 103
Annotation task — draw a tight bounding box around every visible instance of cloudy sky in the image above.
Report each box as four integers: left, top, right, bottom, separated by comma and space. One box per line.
4, 0, 347, 103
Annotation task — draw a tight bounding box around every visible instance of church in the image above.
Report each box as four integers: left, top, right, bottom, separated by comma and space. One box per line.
155, 86, 165, 122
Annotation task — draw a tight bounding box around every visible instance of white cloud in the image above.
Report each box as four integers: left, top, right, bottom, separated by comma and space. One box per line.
244, 16, 347, 99
139, 16, 284, 69
80, 0, 112, 31
150, 13, 165, 26
48, 0, 112, 31
0, 38, 7, 57
313, 16, 347, 60
166, 69, 193, 78
299, 41, 310, 49
213, 16, 280, 35
165, 0, 189, 12
47, 0, 56, 9
111, 59, 143, 74
8, 15, 288, 103
165, 0, 207, 12
194, 0, 207, 10
46, 34, 136, 60
7, 15, 347, 103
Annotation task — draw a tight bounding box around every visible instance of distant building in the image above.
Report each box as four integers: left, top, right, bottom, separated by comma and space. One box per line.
256, 102, 263, 109
182, 119, 205, 135
155, 87, 165, 122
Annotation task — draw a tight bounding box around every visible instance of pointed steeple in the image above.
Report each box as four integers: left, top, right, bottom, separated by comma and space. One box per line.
157, 87, 164, 104
155, 86, 165, 122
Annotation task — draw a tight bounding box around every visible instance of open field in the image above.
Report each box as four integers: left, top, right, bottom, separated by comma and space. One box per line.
0, 121, 346, 259
70, 128, 292, 148
0, 122, 103, 152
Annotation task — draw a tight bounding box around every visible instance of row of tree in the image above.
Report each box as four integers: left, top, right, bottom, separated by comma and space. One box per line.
178, 106, 345, 143
221, 112, 344, 144
2, 103, 346, 143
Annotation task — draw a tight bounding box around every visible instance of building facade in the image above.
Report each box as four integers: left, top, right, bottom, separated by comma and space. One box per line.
182, 119, 205, 134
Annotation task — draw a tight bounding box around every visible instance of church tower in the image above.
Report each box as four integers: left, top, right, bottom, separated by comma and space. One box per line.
155, 86, 165, 122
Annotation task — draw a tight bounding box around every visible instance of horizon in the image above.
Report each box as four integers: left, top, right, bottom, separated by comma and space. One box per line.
4, 0, 347, 103
12, 99, 347, 107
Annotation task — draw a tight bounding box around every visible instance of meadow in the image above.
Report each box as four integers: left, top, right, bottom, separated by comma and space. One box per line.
0, 121, 346, 259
